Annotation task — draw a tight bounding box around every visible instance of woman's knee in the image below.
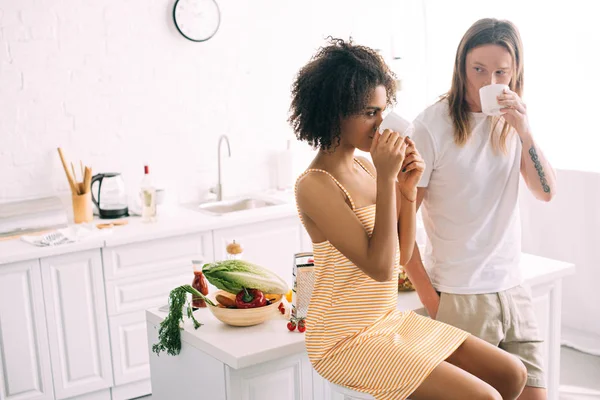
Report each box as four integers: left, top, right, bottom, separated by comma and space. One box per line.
513, 360, 528, 397
498, 355, 528, 398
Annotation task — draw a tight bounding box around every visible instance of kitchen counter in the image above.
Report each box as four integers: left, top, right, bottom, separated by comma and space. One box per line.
0, 235, 107, 265
105, 202, 297, 248
146, 253, 573, 370
0, 191, 304, 400
146, 253, 575, 400
146, 289, 422, 371
0, 192, 298, 265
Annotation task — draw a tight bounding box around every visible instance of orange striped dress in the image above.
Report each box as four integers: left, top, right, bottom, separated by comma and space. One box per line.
297, 160, 470, 400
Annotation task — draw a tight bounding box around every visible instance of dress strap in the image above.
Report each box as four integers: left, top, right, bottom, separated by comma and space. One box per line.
296, 169, 356, 210
353, 158, 375, 179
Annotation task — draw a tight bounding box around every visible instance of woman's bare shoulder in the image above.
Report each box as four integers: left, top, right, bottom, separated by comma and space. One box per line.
296, 171, 342, 208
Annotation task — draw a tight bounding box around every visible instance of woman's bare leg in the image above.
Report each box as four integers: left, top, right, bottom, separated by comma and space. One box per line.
446, 335, 528, 399
409, 360, 501, 400
409, 335, 527, 400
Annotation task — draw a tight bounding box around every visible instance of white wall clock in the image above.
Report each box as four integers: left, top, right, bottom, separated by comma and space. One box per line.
173, 0, 221, 42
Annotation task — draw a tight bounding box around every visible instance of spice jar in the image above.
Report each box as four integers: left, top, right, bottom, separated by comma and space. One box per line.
225, 240, 243, 260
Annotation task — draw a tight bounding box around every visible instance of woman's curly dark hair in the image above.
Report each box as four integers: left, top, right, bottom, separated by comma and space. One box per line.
288, 37, 397, 151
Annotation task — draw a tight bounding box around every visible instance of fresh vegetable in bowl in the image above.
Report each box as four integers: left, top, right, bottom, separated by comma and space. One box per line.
215, 292, 236, 308
153, 259, 289, 356
208, 290, 283, 326
202, 259, 288, 295
235, 288, 266, 309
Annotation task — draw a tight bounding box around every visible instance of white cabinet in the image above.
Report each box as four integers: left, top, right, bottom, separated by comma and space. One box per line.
147, 320, 313, 400
213, 218, 303, 288
227, 354, 313, 400
104, 232, 212, 400
106, 270, 190, 387
1, 217, 303, 400
102, 233, 212, 281
0, 252, 113, 400
40, 250, 113, 400
0, 260, 53, 400
108, 312, 149, 386
104, 269, 191, 317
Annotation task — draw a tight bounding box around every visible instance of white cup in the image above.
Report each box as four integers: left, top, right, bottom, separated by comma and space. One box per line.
479, 84, 509, 116
379, 110, 414, 136
155, 188, 165, 205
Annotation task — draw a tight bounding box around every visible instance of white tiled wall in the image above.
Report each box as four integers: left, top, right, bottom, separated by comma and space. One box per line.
0, 0, 424, 205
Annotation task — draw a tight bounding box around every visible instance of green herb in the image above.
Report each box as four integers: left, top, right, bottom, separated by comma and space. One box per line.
152, 285, 215, 356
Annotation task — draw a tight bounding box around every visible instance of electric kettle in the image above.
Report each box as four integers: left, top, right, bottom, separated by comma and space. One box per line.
91, 173, 129, 219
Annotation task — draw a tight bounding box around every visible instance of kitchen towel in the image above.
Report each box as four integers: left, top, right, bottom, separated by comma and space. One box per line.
21, 224, 108, 247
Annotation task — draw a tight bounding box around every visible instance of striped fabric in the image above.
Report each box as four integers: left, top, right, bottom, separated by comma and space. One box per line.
296, 161, 470, 400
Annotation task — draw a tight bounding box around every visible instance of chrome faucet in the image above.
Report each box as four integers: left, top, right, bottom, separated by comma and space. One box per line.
212, 135, 231, 202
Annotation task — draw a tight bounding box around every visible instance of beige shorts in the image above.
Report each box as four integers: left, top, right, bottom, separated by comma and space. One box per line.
436, 285, 545, 388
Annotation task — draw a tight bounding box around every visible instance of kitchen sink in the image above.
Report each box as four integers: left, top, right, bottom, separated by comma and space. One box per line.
197, 197, 284, 216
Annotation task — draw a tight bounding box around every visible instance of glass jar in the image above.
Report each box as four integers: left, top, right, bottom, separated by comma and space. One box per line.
191, 260, 209, 308
225, 240, 243, 260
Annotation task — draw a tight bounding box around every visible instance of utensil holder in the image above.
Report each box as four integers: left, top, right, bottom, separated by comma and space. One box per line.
71, 192, 93, 224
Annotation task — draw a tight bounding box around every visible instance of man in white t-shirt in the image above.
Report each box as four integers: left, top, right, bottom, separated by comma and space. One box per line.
407, 19, 556, 400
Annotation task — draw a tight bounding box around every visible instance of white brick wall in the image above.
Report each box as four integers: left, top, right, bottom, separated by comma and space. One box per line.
0, 0, 419, 206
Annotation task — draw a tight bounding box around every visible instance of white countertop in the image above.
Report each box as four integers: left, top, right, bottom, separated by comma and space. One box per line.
145, 253, 575, 370
0, 192, 298, 265
0, 236, 108, 265
104, 202, 297, 247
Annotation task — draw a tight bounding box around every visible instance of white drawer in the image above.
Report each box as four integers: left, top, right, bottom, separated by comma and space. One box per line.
102, 232, 213, 281
109, 311, 150, 386
105, 269, 191, 316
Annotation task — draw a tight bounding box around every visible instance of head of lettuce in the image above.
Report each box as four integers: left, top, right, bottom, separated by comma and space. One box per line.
202, 259, 288, 295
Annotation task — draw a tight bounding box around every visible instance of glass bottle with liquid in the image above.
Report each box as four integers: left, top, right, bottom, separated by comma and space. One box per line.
140, 165, 156, 222
191, 260, 209, 308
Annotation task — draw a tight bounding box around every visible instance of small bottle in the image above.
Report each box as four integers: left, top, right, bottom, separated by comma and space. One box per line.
140, 165, 156, 222
191, 260, 209, 308
226, 240, 243, 260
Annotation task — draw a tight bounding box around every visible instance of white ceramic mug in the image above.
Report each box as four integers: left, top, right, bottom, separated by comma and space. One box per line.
379, 110, 414, 136
479, 84, 509, 116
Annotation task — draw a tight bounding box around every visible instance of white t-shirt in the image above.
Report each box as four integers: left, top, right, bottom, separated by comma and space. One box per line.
412, 99, 523, 294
